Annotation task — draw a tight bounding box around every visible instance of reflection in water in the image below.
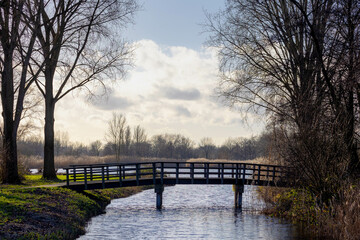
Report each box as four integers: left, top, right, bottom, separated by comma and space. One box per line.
78, 185, 307, 240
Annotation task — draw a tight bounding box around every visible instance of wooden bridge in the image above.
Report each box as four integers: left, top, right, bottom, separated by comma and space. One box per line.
64, 162, 291, 209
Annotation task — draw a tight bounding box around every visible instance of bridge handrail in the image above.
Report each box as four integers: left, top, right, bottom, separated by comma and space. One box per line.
64, 161, 291, 189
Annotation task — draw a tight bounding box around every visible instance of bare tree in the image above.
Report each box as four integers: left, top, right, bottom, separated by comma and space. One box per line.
206, 0, 360, 198
106, 113, 127, 162
199, 137, 216, 159
124, 126, 131, 155
0, 1, 41, 183
133, 125, 147, 156
54, 131, 69, 156
90, 140, 102, 156
28, 0, 139, 179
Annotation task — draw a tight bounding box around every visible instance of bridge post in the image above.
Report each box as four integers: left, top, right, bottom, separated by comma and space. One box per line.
233, 184, 244, 209
155, 184, 164, 210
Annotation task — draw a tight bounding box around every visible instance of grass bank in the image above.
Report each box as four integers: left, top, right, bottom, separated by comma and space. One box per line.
258, 184, 360, 240
0, 175, 150, 239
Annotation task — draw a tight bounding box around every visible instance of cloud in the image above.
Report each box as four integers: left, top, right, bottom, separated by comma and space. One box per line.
174, 105, 192, 117
160, 86, 201, 101
91, 95, 133, 111
54, 39, 265, 145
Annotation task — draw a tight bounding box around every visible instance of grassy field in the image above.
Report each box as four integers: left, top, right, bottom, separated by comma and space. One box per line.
0, 175, 150, 240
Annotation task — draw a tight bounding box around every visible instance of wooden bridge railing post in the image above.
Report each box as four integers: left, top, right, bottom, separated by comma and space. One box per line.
106, 166, 110, 180
258, 165, 261, 183
206, 163, 209, 184
152, 163, 156, 185
136, 164, 140, 186
73, 167, 76, 182
176, 163, 179, 184
119, 165, 122, 187
253, 164, 256, 181
84, 167, 88, 190
90, 167, 93, 181
203, 164, 206, 178
232, 164, 234, 178
66, 168, 69, 186
101, 166, 105, 189
242, 164, 246, 183
218, 164, 221, 178
161, 162, 164, 185
273, 166, 276, 182
123, 165, 126, 180
190, 163, 194, 184
235, 163, 239, 185
266, 166, 269, 181
221, 163, 224, 184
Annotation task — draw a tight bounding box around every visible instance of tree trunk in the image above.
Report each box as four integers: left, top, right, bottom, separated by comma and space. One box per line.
43, 78, 57, 179
1, 52, 21, 184
2, 132, 20, 184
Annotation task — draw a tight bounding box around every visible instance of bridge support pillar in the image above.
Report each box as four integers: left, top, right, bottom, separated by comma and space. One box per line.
233, 184, 244, 209
155, 184, 164, 210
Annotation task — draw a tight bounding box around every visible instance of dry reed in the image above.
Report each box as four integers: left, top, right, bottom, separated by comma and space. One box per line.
21, 155, 190, 169
187, 157, 281, 165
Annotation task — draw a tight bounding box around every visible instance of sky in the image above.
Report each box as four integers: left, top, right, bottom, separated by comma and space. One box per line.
54, 0, 266, 146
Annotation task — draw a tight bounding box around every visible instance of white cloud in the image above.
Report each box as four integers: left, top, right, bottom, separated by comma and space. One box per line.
55, 40, 265, 145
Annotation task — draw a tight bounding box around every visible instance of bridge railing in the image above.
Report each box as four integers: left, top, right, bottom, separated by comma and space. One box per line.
63, 162, 290, 189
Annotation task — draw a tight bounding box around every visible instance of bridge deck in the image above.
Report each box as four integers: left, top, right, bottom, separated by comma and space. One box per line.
64, 162, 290, 191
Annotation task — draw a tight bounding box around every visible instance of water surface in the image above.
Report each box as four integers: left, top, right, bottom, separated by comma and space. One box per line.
78, 185, 307, 239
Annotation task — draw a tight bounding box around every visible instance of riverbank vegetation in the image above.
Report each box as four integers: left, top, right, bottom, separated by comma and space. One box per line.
207, 0, 360, 239
0, 177, 147, 239
258, 185, 360, 239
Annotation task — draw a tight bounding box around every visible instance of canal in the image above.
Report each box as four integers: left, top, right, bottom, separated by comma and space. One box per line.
78, 185, 309, 239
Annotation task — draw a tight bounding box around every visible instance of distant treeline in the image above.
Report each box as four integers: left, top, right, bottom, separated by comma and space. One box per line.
17, 131, 272, 161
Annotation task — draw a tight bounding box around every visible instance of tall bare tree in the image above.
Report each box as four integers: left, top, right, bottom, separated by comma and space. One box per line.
28, 0, 139, 179
124, 126, 131, 155
89, 140, 102, 156
0, 1, 41, 183
207, 0, 360, 198
106, 113, 127, 162
133, 125, 147, 156
199, 137, 215, 159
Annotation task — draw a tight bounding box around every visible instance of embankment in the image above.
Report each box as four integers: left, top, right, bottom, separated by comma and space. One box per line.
0, 185, 150, 239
